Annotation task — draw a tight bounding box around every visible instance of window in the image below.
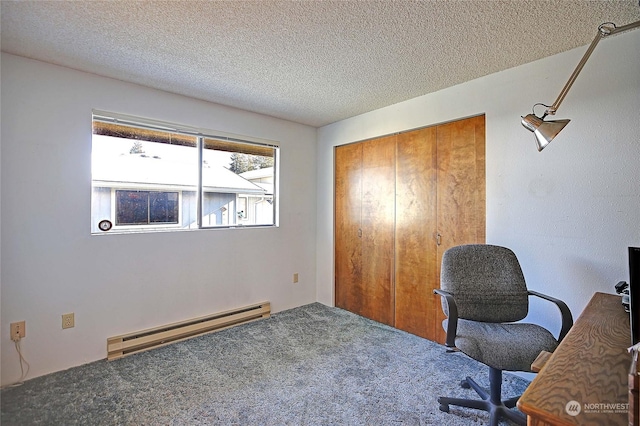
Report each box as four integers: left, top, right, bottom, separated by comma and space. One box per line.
91, 111, 278, 234
115, 190, 180, 225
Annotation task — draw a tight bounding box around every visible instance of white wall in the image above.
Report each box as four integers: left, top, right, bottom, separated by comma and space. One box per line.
316, 30, 640, 338
1, 53, 318, 386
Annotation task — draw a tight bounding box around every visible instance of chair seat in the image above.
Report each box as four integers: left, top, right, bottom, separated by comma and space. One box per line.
446, 319, 559, 372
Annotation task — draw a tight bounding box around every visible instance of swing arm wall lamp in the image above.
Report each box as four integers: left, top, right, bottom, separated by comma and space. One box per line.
521, 20, 640, 151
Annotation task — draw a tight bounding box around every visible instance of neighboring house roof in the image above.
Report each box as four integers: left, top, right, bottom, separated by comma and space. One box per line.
240, 167, 274, 181
252, 182, 274, 195
93, 154, 266, 194
240, 167, 274, 195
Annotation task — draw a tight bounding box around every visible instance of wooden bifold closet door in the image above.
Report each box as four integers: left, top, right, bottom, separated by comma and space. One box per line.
334, 135, 396, 326
335, 115, 485, 343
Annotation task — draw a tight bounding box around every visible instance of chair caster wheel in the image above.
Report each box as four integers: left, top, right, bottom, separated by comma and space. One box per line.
460, 379, 470, 389
439, 403, 449, 413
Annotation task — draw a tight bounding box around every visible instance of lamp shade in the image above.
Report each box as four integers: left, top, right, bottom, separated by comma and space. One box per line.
521, 114, 570, 151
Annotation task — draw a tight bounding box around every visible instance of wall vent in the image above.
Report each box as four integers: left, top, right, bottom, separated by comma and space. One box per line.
107, 301, 270, 360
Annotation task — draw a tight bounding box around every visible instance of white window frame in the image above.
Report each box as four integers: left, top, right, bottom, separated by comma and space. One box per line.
92, 110, 279, 234
110, 188, 183, 231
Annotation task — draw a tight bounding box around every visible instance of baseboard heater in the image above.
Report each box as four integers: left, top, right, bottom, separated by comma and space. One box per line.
107, 301, 270, 361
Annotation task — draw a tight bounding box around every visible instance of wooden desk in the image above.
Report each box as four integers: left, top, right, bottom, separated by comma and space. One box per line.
518, 292, 632, 425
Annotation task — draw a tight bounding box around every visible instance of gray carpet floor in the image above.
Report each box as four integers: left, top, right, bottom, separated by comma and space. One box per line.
1, 302, 528, 425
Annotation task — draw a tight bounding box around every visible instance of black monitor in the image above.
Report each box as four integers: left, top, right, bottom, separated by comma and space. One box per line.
630, 247, 640, 345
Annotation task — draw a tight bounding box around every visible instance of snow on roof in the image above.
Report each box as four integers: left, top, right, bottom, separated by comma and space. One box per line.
252, 182, 274, 195
93, 154, 266, 194
240, 167, 274, 180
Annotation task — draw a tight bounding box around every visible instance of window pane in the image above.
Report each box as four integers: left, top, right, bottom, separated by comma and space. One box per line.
202, 146, 275, 227
92, 122, 197, 232
116, 190, 149, 225
149, 192, 179, 224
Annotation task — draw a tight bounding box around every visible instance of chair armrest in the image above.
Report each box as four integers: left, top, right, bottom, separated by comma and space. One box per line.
528, 290, 574, 342
433, 289, 458, 349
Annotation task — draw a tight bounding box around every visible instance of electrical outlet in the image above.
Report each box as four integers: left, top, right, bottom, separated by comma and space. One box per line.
293, 273, 299, 283
10, 321, 26, 341
62, 313, 75, 329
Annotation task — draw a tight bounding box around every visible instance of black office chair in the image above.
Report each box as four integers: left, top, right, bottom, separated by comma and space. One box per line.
434, 244, 573, 426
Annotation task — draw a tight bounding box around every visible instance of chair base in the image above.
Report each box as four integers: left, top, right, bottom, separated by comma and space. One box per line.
437, 367, 526, 426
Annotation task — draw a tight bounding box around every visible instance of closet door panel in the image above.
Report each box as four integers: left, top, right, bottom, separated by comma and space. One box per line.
335, 143, 363, 313
436, 115, 486, 254
360, 135, 396, 326
395, 127, 438, 339
435, 115, 486, 342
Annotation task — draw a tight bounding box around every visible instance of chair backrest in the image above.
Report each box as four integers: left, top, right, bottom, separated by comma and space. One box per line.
440, 244, 529, 323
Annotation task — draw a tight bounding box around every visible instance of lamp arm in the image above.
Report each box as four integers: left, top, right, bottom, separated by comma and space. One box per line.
545, 20, 640, 117
544, 31, 602, 116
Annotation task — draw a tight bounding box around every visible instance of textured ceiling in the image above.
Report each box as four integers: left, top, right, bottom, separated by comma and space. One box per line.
2, 1, 639, 127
